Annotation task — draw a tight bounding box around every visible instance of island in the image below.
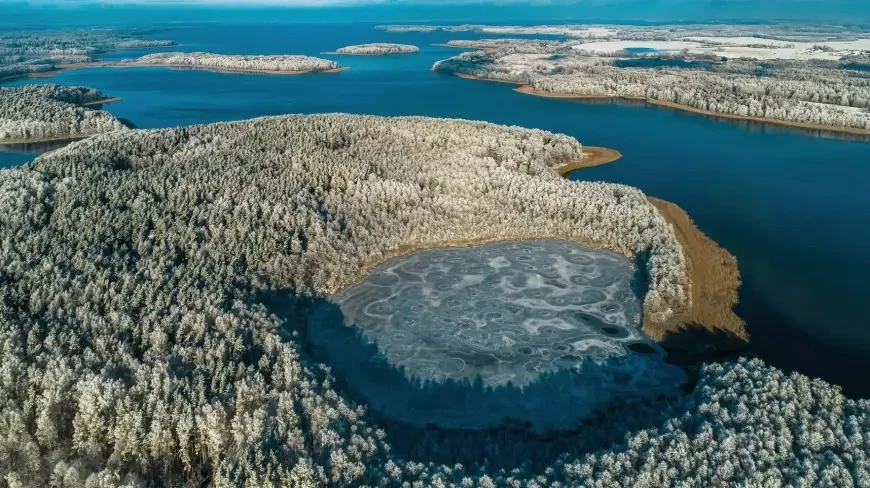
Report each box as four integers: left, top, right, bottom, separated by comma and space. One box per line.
116, 51, 346, 74
0, 84, 128, 144
0, 28, 176, 81
1, 114, 865, 488
429, 29, 870, 135
333, 43, 420, 55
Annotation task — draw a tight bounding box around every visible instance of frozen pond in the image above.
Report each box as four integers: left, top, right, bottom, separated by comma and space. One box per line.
309, 239, 687, 430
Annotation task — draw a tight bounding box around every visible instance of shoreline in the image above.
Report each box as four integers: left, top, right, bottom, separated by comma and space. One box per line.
81, 97, 122, 107
0, 134, 93, 146
554, 146, 622, 174
107, 62, 349, 76
322, 51, 419, 56
514, 84, 870, 138
645, 197, 746, 344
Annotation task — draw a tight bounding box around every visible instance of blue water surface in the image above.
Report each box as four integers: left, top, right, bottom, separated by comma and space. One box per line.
3, 22, 870, 395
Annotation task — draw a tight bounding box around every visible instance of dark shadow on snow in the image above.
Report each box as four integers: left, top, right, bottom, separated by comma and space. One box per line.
260, 289, 689, 471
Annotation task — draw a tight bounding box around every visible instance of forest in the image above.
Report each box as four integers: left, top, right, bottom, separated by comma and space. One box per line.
0, 84, 128, 143
0, 114, 866, 487
335, 43, 420, 55
433, 48, 870, 131
129, 52, 342, 73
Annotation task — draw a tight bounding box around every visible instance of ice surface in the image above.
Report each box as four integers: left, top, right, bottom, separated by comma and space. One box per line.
309, 239, 687, 431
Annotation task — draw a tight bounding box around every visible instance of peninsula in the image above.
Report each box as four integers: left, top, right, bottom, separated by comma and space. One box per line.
0, 84, 128, 144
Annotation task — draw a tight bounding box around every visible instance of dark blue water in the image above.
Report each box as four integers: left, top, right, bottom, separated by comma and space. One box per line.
3, 22, 870, 395
623, 47, 661, 54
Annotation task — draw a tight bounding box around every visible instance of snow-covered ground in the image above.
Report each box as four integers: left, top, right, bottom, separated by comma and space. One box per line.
479, 25, 619, 38
572, 37, 870, 60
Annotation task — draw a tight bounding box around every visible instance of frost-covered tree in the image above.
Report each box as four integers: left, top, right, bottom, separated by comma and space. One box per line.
130, 52, 342, 73
0, 29, 175, 80
0, 84, 128, 142
434, 50, 870, 131
0, 114, 866, 487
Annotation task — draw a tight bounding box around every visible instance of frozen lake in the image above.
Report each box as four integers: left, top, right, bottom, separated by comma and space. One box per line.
309, 239, 686, 431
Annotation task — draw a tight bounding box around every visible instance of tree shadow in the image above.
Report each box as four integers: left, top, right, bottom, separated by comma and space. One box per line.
659, 324, 751, 392
260, 289, 689, 471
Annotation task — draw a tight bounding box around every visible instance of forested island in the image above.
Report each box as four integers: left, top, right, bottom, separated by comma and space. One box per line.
0, 29, 175, 81
432, 43, 870, 134
334, 43, 420, 55
118, 51, 345, 74
2, 114, 865, 487
0, 84, 128, 144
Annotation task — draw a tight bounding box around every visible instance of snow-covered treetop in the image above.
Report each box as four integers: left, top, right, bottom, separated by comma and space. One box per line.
132, 51, 342, 73
0, 84, 128, 143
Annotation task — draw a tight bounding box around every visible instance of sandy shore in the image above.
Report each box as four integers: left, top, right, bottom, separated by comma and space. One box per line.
514, 85, 870, 138
645, 197, 746, 343
108, 62, 348, 75
554, 146, 623, 174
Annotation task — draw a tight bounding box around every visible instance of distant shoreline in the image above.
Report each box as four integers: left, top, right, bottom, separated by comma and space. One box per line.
439, 71, 870, 138
107, 62, 349, 75
0, 61, 110, 83
514, 84, 870, 138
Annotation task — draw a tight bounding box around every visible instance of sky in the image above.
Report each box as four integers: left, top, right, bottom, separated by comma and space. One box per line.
2, 0, 869, 25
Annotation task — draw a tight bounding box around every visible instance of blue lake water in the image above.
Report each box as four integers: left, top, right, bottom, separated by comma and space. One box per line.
3, 22, 870, 395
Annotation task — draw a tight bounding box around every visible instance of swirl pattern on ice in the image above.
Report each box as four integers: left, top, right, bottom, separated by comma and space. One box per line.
311, 239, 687, 430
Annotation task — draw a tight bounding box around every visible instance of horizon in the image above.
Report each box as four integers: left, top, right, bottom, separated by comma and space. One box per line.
3, 1, 870, 27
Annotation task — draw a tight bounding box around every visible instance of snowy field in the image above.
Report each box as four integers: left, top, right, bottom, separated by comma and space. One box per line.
572, 37, 870, 60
